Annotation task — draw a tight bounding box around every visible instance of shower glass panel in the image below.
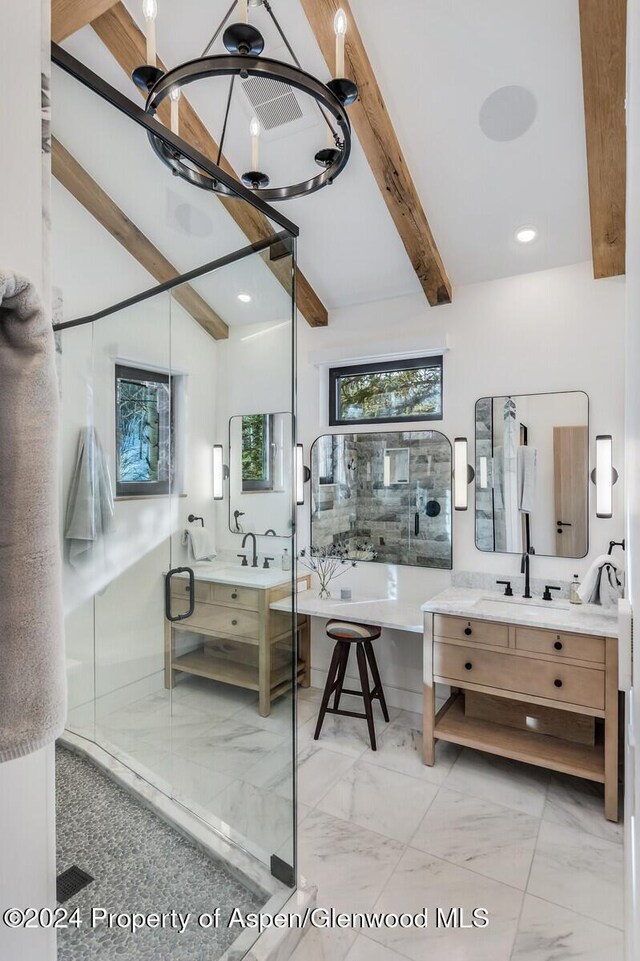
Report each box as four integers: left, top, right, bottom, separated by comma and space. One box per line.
54, 49, 298, 960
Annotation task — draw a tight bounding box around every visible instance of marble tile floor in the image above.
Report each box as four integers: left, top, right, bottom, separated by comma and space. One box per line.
69, 681, 625, 961
291, 686, 625, 961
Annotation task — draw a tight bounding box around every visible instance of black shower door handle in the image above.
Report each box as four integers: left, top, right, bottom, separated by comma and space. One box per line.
414, 512, 420, 536
165, 567, 195, 622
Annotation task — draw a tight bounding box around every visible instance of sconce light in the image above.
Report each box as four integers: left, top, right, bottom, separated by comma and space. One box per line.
591, 435, 618, 519
479, 455, 489, 490
213, 444, 229, 500
453, 437, 475, 511
296, 444, 311, 506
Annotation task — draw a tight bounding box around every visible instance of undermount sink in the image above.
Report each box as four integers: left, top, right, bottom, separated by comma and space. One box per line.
474, 595, 571, 617
191, 564, 290, 587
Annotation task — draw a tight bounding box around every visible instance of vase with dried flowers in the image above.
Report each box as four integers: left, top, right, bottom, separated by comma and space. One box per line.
298, 542, 377, 599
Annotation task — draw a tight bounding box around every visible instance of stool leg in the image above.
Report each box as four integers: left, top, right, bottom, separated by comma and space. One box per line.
332, 642, 350, 711
314, 642, 342, 741
356, 642, 377, 751
364, 640, 390, 723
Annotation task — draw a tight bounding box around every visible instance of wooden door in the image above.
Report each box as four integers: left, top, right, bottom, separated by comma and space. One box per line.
554, 426, 588, 556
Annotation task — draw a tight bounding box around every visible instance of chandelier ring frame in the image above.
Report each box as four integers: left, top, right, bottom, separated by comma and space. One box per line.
144, 54, 353, 201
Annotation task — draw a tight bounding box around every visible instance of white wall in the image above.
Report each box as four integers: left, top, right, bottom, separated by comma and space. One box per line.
297, 261, 626, 709
0, 2, 56, 959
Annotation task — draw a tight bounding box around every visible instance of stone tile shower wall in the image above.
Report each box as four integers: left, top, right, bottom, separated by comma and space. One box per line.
311, 432, 452, 570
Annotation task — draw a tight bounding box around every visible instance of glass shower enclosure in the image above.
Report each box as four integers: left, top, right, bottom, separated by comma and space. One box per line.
53, 44, 299, 960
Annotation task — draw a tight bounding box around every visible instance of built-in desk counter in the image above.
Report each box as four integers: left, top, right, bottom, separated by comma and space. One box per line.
270, 589, 424, 634
422, 587, 620, 821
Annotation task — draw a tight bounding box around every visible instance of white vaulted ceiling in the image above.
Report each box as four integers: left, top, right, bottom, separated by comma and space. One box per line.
56, 0, 591, 316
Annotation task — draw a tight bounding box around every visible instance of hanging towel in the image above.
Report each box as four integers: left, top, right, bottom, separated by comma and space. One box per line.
577, 554, 625, 607
64, 426, 115, 570
182, 525, 216, 561
0, 270, 66, 762
517, 446, 538, 513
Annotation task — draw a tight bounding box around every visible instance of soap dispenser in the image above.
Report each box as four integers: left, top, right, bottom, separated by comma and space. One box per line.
281, 548, 291, 572
569, 574, 582, 605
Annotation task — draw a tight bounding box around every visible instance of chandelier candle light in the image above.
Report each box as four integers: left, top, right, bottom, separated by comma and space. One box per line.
143, 0, 157, 66
131, 0, 359, 200
170, 87, 180, 135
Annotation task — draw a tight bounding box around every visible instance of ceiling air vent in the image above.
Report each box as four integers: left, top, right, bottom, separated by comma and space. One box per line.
241, 75, 303, 131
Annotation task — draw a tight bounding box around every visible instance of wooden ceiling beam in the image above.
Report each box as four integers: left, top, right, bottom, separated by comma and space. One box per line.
91, 2, 328, 327
579, 0, 626, 278
52, 137, 229, 340
52, 0, 119, 43
299, 0, 451, 307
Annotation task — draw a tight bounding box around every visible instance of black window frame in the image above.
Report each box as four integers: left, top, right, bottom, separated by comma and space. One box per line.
328, 355, 444, 426
115, 363, 174, 497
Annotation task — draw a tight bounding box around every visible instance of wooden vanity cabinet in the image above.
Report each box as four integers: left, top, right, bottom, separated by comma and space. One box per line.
165, 574, 311, 716
424, 613, 619, 821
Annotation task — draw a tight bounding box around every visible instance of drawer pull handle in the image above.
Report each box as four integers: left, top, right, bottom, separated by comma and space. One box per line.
231, 619, 238, 626
231, 592, 238, 599
464, 626, 472, 636
464, 662, 473, 671
554, 640, 563, 650
554, 678, 563, 688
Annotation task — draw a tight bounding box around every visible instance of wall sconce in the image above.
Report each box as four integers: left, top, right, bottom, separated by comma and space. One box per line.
213, 444, 229, 501
453, 437, 475, 511
479, 455, 489, 490
591, 435, 619, 519
296, 444, 311, 506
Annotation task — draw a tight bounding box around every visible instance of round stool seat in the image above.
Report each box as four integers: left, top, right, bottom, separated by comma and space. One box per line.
326, 619, 381, 642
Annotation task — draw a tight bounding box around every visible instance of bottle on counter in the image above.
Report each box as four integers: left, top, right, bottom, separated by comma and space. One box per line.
569, 574, 582, 605
281, 548, 291, 571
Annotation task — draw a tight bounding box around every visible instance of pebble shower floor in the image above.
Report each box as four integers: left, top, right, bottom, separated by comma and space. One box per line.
55, 745, 266, 960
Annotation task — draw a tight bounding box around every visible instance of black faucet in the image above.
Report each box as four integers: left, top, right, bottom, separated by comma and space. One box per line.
521, 552, 532, 599
242, 532, 258, 568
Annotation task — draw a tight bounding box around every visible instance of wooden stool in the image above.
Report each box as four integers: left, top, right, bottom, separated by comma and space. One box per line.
314, 620, 389, 750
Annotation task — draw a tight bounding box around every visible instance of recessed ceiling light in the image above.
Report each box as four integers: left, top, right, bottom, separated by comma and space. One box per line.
237, 293, 252, 303
515, 226, 537, 244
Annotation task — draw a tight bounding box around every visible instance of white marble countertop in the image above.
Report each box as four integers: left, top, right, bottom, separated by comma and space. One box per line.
422, 587, 619, 638
271, 589, 423, 633
173, 562, 292, 589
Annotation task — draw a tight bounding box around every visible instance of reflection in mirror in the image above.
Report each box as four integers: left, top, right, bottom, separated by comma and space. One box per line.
475, 391, 589, 558
311, 431, 452, 569
228, 413, 292, 535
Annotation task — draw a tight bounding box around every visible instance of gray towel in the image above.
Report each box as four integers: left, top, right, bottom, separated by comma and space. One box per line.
0, 271, 66, 762
64, 426, 115, 569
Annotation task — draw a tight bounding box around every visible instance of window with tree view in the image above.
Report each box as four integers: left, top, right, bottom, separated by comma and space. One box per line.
242, 414, 274, 491
115, 364, 173, 496
329, 356, 443, 425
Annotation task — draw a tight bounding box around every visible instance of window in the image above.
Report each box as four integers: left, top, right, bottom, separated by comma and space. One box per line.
329, 355, 443, 426
115, 364, 173, 497
242, 413, 275, 491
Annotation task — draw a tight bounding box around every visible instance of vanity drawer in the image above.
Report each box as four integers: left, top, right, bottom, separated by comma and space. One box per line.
434, 641, 604, 710
433, 614, 509, 648
514, 627, 605, 664
170, 577, 211, 603
210, 583, 260, 610
187, 604, 260, 640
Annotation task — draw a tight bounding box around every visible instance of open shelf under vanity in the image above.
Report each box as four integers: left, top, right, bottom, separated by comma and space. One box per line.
435, 691, 606, 782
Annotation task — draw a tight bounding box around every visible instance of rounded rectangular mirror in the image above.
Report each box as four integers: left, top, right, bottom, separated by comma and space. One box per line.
475, 391, 589, 558
228, 412, 293, 536
311, 430, 452, 569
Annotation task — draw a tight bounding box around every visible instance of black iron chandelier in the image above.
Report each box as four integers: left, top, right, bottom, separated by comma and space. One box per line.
132, 0, 359, 201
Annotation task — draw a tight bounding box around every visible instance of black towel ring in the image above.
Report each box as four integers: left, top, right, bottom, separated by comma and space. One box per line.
188, 514, 204, 527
